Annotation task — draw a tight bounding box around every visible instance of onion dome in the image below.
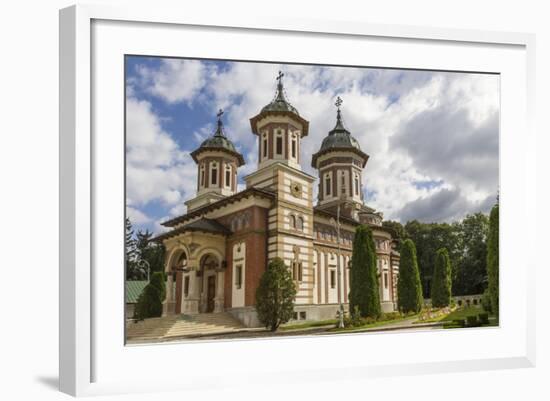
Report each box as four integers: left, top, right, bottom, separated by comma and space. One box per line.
250, 71, 309, 136
311, 97, 369, 167
190, 109, 245, 166
261, 71, 300, 115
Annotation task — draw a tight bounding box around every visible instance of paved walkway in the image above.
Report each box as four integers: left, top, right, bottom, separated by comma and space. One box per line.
128, 316, 445, 344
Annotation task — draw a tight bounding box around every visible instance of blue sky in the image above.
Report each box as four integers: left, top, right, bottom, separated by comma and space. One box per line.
125, 56, 499, 234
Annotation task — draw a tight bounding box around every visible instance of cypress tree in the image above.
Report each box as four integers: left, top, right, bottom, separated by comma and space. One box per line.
431, 248, 452, 307
398, 239, 424, 313
350, 225, 381, 318
487, 203, 499, 317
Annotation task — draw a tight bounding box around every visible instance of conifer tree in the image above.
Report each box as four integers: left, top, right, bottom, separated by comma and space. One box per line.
398, 239, 424, 313
125, 217, 137, 279
350, 225, 381, 318
133, 271, 166, 321
487, 203, 499, 317
431, 248, 452, 307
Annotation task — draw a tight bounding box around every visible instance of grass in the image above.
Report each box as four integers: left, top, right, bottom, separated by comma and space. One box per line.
280, 319, 338, 331
329, 313, 419, 333
439, 306, 498, 329
441, 306, 483, 322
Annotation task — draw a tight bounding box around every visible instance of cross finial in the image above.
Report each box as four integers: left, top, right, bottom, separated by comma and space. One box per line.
276, 71, 284, 84
335, 96, 343, 110
216, 108, 224, 120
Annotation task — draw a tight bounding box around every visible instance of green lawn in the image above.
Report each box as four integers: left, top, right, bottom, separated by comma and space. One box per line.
440, 306, 498, 329
441, 306, 483, 321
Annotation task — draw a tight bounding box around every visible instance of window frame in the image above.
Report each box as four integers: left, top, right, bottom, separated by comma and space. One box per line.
235, 264, 243, 289
325, 173, 332, 197
225, 164, 231, 188
210, 162, 218, 186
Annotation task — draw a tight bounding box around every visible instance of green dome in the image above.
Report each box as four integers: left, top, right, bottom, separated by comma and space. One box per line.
199, 125, 238, 153
191, 111, 245, 166
319, 109, 361, 152
261, 76, 300, 116
311, 103, 369, 168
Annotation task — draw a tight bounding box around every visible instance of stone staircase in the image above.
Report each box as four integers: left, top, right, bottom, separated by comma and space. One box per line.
126, 315, 180, 341
126, 312, 246, 342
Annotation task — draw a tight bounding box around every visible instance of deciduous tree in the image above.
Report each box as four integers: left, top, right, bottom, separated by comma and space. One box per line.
255, 257, 297, 331
487, 203, 499, 317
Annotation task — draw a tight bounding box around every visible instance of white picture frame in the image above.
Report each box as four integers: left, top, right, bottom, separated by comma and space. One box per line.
59, 4, 536, 397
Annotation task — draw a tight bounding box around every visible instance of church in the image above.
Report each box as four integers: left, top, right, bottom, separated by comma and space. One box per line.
152, 73, 400, 327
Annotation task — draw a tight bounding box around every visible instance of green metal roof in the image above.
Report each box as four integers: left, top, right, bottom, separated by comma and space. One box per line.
261, 80, 300, 115
125, 280, 148, 303
311, 107, 369, 167
190, 114, 245, 166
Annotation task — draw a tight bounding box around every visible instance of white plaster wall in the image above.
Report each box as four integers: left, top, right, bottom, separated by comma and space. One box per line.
327, 253, 338, 303
231, 242, 246, 308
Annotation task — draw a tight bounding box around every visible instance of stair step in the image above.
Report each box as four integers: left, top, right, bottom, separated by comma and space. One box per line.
127, 313, 245, 341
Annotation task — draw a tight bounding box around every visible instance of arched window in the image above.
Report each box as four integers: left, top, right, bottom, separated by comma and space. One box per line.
291, 133, 297, 159
211, 162, 218, 186
225, 164, 231, 188
275, 130, 283, 156
262, 132, 268, 159
200, 165, 205, 187
354, 174, 360, 196
297, 216, 304, 231
237, 216, 243, 230
325, 173, 332, 197
290, 214, 296, 229
175, 252, 187, 269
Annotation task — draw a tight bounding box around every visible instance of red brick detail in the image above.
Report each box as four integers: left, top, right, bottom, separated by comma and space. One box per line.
222, 206, 269, 308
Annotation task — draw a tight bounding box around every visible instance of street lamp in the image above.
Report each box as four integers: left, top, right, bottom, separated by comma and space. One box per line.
137, 259, 151, 282
329, 195, 354, 329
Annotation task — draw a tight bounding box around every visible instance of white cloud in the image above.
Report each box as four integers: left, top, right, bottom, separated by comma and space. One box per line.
135, 59, 209, 104
127, 59, 499, 226
126, 206, 152, 225
125, 97, 196, 211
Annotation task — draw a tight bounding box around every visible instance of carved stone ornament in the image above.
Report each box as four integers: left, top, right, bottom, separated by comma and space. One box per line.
188, 242, 201, 254
290, 181, 302, 198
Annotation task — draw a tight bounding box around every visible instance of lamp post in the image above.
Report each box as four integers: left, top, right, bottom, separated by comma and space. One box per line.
137, 259, 151, 282
330, 196, 353, 329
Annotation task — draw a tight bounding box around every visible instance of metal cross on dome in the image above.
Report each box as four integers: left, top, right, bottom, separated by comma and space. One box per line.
335, 96, 343, 110
217, 108, 224, 119
276, 71, 284, 83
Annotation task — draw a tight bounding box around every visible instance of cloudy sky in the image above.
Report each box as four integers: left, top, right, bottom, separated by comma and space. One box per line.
125, 56, 499, 234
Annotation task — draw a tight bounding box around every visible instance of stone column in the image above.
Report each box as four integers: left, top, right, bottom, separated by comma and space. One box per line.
163, 274, 174, 316
214, 270, 225, 312
183, 268, 200, 314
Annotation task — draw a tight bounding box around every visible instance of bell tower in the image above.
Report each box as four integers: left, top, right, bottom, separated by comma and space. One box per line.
248, 71, 310, 174
311, 97, 369, 220
186, 109, 245, 212
245, 72, 316, 305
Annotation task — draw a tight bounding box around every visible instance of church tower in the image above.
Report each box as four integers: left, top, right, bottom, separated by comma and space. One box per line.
245, 72, 316, 306
248, 71, 310, 173
311, 97, 370, 220
186, 109, 245, 212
